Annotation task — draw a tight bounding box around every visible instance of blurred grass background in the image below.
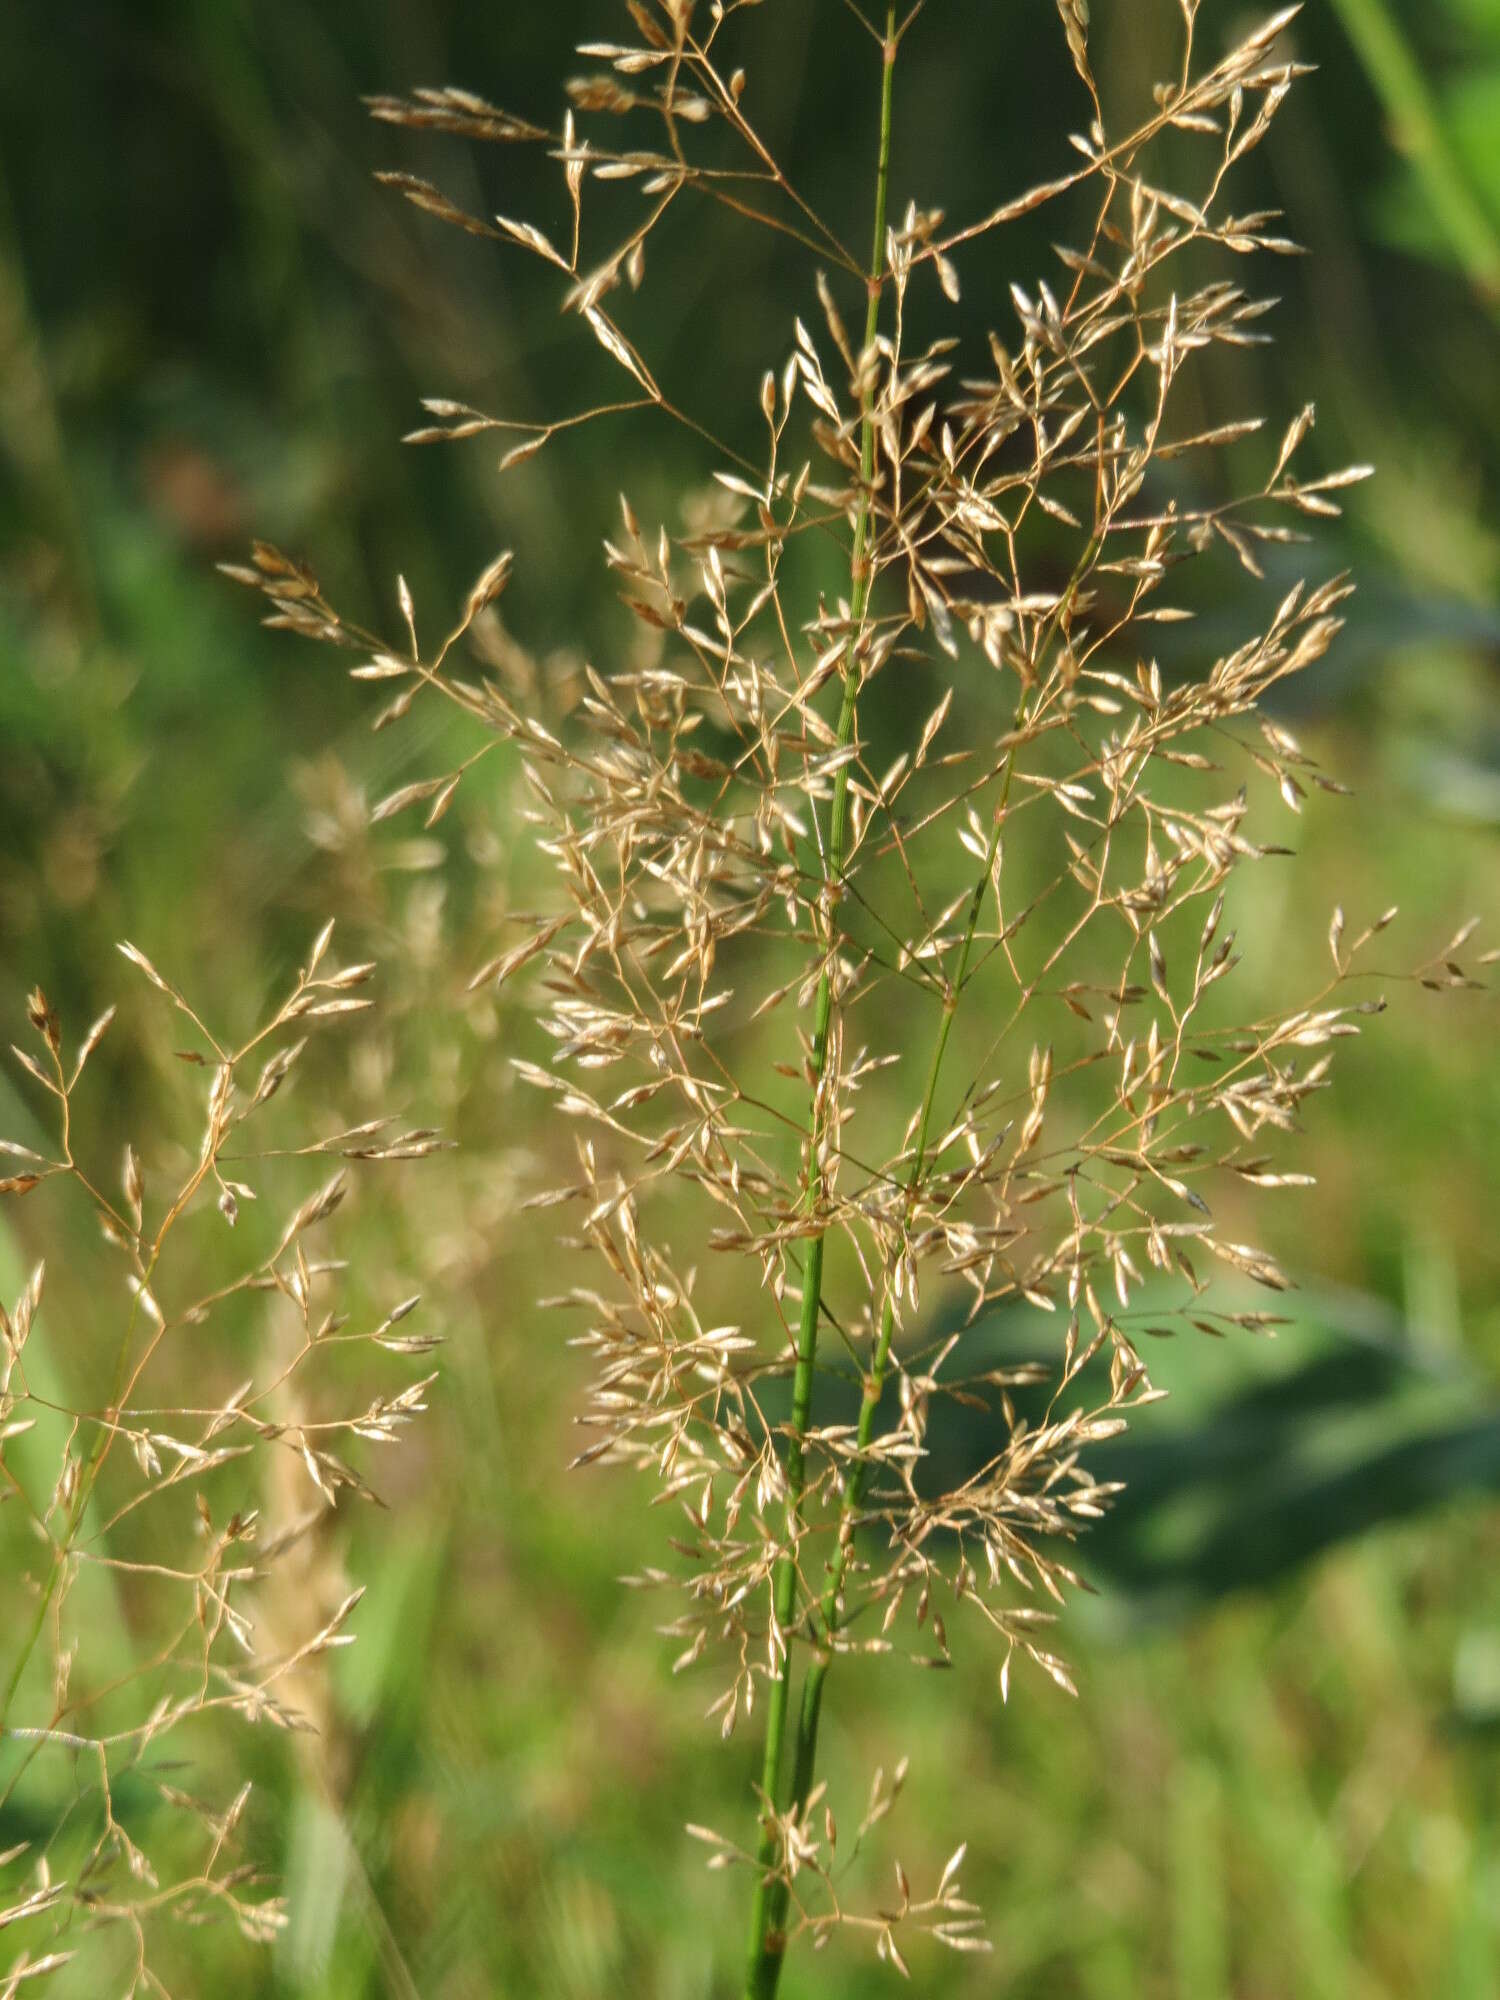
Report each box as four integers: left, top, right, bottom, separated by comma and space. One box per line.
1, 1, 1499, 1993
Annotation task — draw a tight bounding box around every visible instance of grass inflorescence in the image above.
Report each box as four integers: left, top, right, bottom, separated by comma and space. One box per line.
0, 935, 440, 1991
112, 0, 1494, 1991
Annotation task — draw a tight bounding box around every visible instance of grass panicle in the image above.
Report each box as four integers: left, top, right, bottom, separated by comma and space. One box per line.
212, 0, 1485, 1990
0, 936, 437, 1990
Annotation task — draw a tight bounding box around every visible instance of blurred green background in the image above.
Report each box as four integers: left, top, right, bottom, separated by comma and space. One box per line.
2, 0, 1499, 1994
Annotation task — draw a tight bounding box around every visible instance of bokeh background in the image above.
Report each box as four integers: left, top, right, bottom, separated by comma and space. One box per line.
2, 1, 1499, 1994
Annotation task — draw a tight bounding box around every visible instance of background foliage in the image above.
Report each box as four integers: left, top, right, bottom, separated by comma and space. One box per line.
1, 1, 1498, 1993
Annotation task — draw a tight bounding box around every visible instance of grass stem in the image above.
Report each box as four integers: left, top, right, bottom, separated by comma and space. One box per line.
1330, 0, 1500, 313
741, 14, 897, 1996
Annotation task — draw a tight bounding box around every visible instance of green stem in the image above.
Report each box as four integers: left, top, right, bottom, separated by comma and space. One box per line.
1330, 0, 1500, 313
742, 16, 896, 1998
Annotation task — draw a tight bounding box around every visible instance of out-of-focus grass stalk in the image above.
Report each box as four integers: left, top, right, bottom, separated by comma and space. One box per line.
0, 1188, 155, 1733
1330, 0, 1500, 311
741, 13, 897, 1998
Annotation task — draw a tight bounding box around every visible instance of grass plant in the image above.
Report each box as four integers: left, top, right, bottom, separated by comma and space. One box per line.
226, 1, 1486, 1988
0, 945, 440, 1989
4, 2, 1490, 1993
